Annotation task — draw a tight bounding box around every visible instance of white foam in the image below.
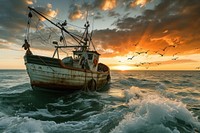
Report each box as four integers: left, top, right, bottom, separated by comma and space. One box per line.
111, 86, 200, 133
156, 82, 167, 91
0, 116, 44, 133
17, 119, 43, 133
124, 87, 141, 103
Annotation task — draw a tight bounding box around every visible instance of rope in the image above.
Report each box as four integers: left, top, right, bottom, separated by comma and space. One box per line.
84, 69, 87, 91
30, 14, 58, 48
26, 16, 32, 41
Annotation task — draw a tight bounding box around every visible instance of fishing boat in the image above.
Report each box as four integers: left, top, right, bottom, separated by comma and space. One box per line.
23, 7, 110, 92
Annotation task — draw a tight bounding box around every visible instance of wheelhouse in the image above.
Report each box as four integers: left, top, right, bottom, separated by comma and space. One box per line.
73, 51, 100, 71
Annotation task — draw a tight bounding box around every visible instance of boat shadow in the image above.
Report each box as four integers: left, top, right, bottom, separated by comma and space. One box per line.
27, 83, 111, 104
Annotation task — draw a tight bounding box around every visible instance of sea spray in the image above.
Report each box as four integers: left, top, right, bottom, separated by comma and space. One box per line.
111, 86, 200, 133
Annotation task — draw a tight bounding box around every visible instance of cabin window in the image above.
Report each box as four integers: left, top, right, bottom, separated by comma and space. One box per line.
88, 54, 93, 60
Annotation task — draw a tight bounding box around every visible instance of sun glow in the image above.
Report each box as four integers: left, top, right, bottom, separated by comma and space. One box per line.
112, 65, 133, 71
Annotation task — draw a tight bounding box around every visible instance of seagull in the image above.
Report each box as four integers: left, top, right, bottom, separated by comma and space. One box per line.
170, 45, 177, 48
161, 46, 169, 52
136, 52, 143, 55
154, 51, 159, 54
140, 62, 150, 65
196, 67, 200, 69
127, 56, 135, 60
135, 64, 140, 67
158, 53, 164, 57
144, 50, 149, 54
173, 52, 180, 57
133, 42, 139, 46
172, 57, 179, 60
140, 62, 145, 65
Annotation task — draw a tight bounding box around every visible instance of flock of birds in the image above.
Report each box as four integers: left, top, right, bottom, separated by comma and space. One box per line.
121, 40, 200, 70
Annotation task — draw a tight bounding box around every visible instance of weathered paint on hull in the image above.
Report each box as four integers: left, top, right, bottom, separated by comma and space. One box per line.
24, 56, 110, 92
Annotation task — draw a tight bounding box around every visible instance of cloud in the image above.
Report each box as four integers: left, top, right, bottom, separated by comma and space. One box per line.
121, 0, 152, 9
68, 0, 118, 21
32, 4, 58, 21
1, 0, 200, 61
0, 39, 11, 49
108, 11, 120, 18
26, 0, 36, 5
160, 59, 198, 65
68, 4, 84, 21
129, 0, 152, 8
0, 0, 58, 50
92, 0, 200, 57
99, 0, 117, 10
93, 12, 103, 20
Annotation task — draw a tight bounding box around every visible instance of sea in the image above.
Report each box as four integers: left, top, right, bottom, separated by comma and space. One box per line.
0, 70, 200, 133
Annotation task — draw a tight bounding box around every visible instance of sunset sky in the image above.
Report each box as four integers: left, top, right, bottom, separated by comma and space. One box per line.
0, 0, 200, 70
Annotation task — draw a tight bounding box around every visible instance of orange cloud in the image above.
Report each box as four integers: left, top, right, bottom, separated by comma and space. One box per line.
0, 39, 17, 49
130, 0, 152, 8
68, 0, 118, 21
68, 4, 85, 20
100, 0, 117, 10
69, 10, 83, 20
92, 0, 200, 58
26, 0, 35, 5
34, 4, 58, 21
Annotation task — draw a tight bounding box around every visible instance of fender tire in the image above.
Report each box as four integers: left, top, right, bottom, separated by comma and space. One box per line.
87, 79, 96, 91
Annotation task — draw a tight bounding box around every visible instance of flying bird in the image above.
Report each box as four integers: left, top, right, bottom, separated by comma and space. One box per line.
170, 45, 177, 48
144, 50, 149, 54
127, 56, 135, 60
161, 46, 169, 52
140, 62, 145, 65
135, 64, 141, 67
172, 57, 179, 60
132, 42, 139, 46
173, 52, 180, 57
158, 53, 165, 57
195, 67, 200, 69
154, 51, 159, 54
136, 52, 143, 55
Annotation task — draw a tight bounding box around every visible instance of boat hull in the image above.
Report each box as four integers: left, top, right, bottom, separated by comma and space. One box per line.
24, 55, 110, 92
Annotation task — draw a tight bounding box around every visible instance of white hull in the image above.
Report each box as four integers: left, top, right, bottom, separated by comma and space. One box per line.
25, 55, 110, 92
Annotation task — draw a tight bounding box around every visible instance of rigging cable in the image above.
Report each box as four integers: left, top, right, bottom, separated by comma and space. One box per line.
25, 11, 33, 42
31, 12, 59, 47
31, 12, 70, 55
28, 7, 86, 46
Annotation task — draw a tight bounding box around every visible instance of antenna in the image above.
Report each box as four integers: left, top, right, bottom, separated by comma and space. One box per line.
86, 9, 88, 22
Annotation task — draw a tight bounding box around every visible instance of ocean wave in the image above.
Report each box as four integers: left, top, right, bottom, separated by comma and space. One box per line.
122, 78, 160, 89
111, 87, 200, 133
0, 83, 31, 95
0, 70, 200, 133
